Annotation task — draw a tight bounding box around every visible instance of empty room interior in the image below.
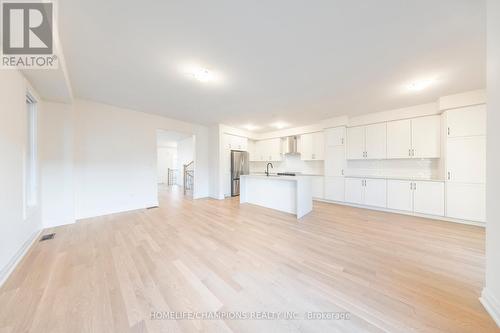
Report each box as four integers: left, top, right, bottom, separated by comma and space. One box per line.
1, 1, 500, 332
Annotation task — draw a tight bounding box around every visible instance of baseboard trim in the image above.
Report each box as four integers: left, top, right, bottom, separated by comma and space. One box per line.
313, 198, 485, 227
0, 229, 42, 287
480, 288, 500, 327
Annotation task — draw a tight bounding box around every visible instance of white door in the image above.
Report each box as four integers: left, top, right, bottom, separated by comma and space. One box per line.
412, 116, 441, 158
324, 176, 345, 202
324, 145, 345, 177
387, 179, 413, 211
446, 182, 486, 222
300, 133, 314, 160
345, 178, 364, 204
446, 136, 486, 183
312, 132, 325, 160
325, 127, 345, 146
365, 123, 387, 159
347, 126, 365, 160
446, 105, 486, 138
413, 181, 444, 216
311, 176, 324, 199
364, 178, 387, 208
387, 119, 411, 159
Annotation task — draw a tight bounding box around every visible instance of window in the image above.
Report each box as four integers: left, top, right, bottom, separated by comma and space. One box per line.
25, 93, 38, 214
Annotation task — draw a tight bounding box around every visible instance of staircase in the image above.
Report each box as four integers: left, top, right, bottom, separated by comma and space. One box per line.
183, 161, 194, 195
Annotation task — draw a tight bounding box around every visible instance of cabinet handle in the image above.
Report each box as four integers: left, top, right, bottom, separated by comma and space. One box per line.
414, 182, 416, 190
408, 149, 411, 157
341, 138, 344, 145
341, 169, 344, 176
412, 149, 415, 157
447, 127, 450, 136
447, 171, 451, 180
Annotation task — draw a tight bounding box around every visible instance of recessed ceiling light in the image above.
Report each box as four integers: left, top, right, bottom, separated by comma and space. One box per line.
406, 78, 436, 92
243, 124, 260, 131
272, 121, 289, 129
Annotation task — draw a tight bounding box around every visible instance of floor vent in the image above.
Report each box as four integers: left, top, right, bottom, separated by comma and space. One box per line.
40, 233, 55, 241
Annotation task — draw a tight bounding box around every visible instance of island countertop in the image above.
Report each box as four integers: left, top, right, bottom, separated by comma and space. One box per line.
240, 174, 313, 219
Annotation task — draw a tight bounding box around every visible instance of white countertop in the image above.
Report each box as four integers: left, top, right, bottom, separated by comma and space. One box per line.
242, 174, 309, 181
344, 175, 445, 182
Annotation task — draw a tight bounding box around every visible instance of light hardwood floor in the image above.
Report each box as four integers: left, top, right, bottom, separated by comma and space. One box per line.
0, 186, 498, 333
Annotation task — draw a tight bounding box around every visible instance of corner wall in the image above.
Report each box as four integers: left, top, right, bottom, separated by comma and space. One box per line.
482, 0, 500, 327
0, 71, 42, 283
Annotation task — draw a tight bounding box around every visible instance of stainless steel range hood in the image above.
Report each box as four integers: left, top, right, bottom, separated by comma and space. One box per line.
284, 136, 299, 154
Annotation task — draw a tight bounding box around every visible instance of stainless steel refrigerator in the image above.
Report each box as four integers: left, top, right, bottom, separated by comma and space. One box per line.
231, 150, 249, 196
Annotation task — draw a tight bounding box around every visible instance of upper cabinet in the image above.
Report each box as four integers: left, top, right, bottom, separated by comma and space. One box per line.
325, 127, 345, 146
225, 134, 248, 151
386, 115, 441, 159
253, 138, 282, 162
446, 105, 486, 137
347, 123, 386, 160
300, 132, 324, 160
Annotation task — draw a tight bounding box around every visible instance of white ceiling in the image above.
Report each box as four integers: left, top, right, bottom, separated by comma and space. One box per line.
59, 0, 485, 132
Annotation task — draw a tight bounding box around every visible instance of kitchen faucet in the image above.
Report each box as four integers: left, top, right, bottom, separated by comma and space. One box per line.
266, 162, 273, 176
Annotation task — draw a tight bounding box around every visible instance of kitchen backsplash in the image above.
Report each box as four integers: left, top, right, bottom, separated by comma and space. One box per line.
345, 159, 441, 179
250, 154, 324, 175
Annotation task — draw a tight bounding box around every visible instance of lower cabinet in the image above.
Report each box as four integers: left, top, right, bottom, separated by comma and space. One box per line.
413, 181, 445, 216
324, 176, 345, 202
387, 180, 444, 216
345, 177, 387, 208
446, 182, 486, 222
311, 176, 324, 199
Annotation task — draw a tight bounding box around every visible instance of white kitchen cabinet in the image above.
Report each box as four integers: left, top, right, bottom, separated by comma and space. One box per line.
345, 178, 364, 205
253, 138, 282, 161
324, 145, 345, 177
300, 132, 324, 160
325, 127, 345, 146
347, 123, 386, 160
387, 179, 444, 216
387, 180, 413, 211
446, 104, 486, 138
311, 176, 324, 199
365, 123, 387, 160
413, 181, 444, 216
446, 183, 485, 222
411, 116, 441, 158
386, 116, 441, 159
364, 178, 387, 208
345, 177, 387, 208
225, 134, 248, 151
248, 140, 257, 161
346, 126, 365, 160
324, 176, 345, 202
446, 136, 486, 183
387, 120, 412, 159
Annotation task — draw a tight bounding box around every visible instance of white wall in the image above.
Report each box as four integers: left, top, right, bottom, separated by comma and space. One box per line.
482, 0, 500, 326
157, 146, 176, 184
73, 99, 210, 219
0, 71, 42, 283
39, 101, 75, 228
176, 136, 194, 186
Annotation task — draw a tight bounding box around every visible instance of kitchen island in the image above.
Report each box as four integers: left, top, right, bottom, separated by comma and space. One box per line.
240, 174, 313, 219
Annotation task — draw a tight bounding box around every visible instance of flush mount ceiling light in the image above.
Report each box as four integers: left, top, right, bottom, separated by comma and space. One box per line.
406, 78, 436, 92
243, 124, 260, 131
182, 64, 218, 83
272, 121, 289, 129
